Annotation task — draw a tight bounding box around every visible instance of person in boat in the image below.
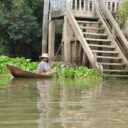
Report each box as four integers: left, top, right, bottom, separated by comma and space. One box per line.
37, 53, 51, 74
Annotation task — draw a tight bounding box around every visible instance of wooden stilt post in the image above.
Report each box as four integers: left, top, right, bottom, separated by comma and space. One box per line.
82, 52, 87, 66
42, 0, 50, 53
61, 42, 64, 61
74, 40, 78, 64
78, 43, 82, 65
48, 20, 55, 61
63, 16, 71, 62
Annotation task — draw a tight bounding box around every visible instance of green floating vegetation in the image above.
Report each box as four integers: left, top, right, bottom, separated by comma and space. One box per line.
0, 74, 13, 86
52, 64, 101, 78
0, 56, 100, 78
0, 55, 38, 74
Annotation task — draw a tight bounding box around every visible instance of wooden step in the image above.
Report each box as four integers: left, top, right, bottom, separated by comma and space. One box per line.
80, 26, 104, 30
77, 20, 100, 24
75, 16, 99, 20
103, 74, 128, 78
97, 56, 122, 60
83, 32, 107, 37
89, 44, 115, 48
99, 62, 125, 66
103, 69, 128, 72
92, 50, 118, 54
85, 38, 111, 42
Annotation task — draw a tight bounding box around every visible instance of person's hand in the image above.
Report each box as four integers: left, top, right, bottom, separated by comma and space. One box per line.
41, 72, 46, 75
50, 63, 53, 67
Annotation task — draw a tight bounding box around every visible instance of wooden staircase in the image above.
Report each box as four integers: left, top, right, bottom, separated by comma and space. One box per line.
65, 9, 128, 78
77, 17, 128, 78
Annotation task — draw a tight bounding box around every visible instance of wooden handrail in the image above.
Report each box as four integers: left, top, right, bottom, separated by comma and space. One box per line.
96, 0, 128, 60
66, 10, 100, 71
94, 3, 128, 64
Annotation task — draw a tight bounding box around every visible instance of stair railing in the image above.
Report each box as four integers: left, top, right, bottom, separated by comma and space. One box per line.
71, 0, 95, 11
95, 0, 128, 61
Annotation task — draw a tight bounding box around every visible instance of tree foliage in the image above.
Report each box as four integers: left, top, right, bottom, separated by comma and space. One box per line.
117, 1, 128, 24
0, 0, 43, 60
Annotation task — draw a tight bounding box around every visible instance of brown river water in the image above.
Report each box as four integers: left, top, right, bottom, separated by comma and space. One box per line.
0, 78, 128, 128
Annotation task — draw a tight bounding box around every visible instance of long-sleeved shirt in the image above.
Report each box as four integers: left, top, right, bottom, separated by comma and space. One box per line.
37, 61, 51, 73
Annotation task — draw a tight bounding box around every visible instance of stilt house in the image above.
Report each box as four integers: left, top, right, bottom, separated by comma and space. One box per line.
42, 0, 128, 77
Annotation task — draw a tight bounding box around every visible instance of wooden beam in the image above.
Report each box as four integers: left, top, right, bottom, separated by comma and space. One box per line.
63, 16, 71, 62
42, 0, 50, 53
48, 20, 55, 60
82, 52, 87, 66
70, 40, 78, 64
74, 40, 78, 63
78, 44, 82, 65
75, 0, 77, 10
61, 42, 64, 61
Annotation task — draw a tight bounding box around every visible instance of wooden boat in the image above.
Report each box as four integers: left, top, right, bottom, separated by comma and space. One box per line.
6, 64, 56, 78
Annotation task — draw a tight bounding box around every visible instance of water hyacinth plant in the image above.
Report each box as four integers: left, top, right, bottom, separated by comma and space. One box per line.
52, 64, 100, 78
0, 56, 100, 78
0, 56, 38, 74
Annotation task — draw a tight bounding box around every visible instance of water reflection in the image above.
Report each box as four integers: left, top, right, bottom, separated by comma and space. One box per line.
0, 78, 40, 128
37, 79, 63, 128
36, 79, 102, 128
0, 78, 128, 128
